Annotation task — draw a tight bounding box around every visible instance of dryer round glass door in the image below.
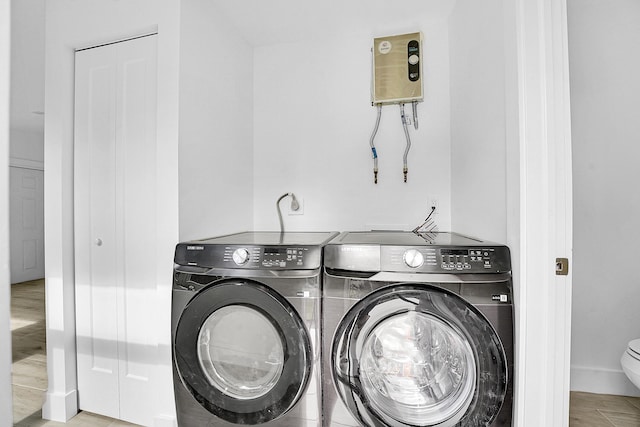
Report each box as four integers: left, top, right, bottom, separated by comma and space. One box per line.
174, 278, 312, 424
332, 284, 507, 427
197, 305, 285, 400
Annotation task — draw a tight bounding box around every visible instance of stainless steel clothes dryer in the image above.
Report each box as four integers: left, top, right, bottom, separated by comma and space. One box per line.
322, 231, 513, 427
172, 231, 337, 427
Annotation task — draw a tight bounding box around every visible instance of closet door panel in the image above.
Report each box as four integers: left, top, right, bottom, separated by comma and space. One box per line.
74, 35, 158, 425
74, 43, 120, 419
115, 35, 158, 426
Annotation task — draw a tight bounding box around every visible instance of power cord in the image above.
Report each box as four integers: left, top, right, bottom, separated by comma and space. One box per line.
276, 193, 300, 233
412, 205, 437, 234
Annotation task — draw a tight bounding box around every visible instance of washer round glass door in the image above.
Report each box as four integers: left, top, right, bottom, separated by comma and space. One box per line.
332, 284, 507, 427
174, 278, 312, 424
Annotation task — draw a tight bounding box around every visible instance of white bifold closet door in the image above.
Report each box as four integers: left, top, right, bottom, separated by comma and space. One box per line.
74, 34, 158, 426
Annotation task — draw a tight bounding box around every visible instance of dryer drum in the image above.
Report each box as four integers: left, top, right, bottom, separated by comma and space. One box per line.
331, 283, 507, 427
174, 279, 312, 424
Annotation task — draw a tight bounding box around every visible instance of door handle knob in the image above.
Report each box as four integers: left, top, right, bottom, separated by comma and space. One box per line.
95, 238, 103, 246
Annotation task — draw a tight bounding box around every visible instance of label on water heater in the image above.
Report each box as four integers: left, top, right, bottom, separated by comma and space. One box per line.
378, 40, 392, 54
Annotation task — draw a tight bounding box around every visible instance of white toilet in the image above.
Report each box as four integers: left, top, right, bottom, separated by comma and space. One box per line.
621, 339, 640, 390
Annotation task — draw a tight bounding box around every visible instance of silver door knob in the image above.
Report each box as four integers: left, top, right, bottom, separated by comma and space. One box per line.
95, 238, 103, 246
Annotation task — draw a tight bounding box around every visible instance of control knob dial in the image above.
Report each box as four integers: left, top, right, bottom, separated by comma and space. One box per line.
403, 249, 424, 268
232, 248, 251, 265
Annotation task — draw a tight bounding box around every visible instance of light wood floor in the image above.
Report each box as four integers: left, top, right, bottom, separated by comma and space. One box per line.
10, 279, 640, 426
570, 391, 640, 426
11, 279, 137, 426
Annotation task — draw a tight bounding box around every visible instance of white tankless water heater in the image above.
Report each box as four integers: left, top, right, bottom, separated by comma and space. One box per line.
372, 32, 423, 105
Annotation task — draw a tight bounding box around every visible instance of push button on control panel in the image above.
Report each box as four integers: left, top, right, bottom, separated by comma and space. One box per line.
261, 247, 307, 268
439, 248, 500, 271
440, 248, 473, 271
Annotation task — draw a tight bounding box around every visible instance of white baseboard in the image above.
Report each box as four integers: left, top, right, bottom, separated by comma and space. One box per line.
42, 389, 78, 422
571, 365, 640, 397
153, 414, 177, 427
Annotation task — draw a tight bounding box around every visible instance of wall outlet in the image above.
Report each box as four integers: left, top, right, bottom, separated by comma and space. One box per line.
288, 197, 304, 215
428, 197, 439, 215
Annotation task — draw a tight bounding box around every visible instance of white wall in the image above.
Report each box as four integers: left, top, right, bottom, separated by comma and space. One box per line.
9, 129, 43, 169
44, 0, 180, 423
9, 0, 44, 168
449, 0, 507, 244
252, 22, 453, 232
568, 0, 640, 397
9, 0, 45, 289
178, 0, 254, 241
1, 1, 14, 424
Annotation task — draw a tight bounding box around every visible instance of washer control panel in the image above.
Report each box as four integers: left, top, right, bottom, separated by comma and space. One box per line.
174, 243, 321, 270
381, 246, 511, 273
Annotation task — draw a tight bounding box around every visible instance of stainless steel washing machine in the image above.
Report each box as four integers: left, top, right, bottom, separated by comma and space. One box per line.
322, 231, 513, 427
172, 231, 337, 427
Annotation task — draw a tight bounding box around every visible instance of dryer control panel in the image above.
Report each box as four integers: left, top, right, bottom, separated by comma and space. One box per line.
224, 246, 312, 269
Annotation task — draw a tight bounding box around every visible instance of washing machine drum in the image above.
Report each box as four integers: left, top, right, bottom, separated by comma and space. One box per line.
332, 284, 507, 427
174, 279, 312, 424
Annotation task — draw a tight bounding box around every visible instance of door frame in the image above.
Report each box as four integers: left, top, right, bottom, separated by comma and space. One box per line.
42, 21, 181, 427
36, 3, 574, 427
1, 2, 14, 425
510, 0, 573, 425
